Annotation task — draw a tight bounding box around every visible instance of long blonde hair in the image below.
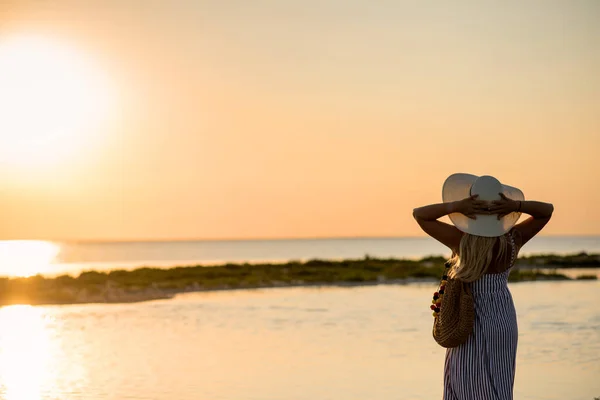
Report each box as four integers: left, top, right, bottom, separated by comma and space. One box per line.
448, 233, 511, 282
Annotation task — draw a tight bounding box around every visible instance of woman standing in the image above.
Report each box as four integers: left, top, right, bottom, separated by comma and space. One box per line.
412, 173, 554, 400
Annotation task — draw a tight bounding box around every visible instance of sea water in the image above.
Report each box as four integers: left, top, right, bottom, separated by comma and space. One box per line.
0, 281, 597, 400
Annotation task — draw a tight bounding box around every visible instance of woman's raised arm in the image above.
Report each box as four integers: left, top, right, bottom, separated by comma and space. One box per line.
488, 194, 554, 246
413, 195, 488, 251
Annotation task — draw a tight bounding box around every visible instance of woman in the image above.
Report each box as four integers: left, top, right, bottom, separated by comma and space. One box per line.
412, 174, 553, 400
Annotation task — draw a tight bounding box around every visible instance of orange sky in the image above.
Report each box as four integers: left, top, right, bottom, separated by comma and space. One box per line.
0, 1, 599, 241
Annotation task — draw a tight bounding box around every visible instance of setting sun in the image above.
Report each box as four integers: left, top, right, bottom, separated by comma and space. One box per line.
0, 241, 60, 277
0, 35, 115, 168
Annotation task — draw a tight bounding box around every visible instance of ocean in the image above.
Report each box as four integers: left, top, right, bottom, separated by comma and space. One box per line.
0, 236, 599, 277
1, 281, 597, 399
0, 237, 598, 399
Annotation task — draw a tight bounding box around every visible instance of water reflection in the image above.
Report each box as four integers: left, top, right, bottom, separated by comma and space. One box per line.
0, 282, 596, 400
0, 305, 54, 399
0, 241, 59, 277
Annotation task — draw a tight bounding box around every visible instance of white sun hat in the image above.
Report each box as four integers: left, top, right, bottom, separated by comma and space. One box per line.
442, 173, 525, 237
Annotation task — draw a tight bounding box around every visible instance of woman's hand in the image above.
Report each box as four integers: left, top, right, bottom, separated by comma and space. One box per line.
452, 195, 490, 220
488, 193, 520, 220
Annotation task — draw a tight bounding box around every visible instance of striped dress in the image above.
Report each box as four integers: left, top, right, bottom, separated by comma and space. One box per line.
443, 234, 519, 400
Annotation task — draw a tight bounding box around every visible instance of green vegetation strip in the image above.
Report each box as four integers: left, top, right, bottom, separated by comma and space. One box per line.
1, 253, 597, 306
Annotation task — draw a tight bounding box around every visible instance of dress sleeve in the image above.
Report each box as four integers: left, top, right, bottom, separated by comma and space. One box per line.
510, 228, 524, 253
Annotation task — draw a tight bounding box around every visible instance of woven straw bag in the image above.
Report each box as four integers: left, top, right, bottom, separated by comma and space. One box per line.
432, 269, 474, 348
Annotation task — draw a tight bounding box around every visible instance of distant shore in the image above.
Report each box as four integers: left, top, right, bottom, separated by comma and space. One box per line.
1, 253, 598, 307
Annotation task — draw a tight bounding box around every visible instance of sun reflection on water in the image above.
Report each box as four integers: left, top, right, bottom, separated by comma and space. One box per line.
0, 241, 60, 277
0, 305, 55, 400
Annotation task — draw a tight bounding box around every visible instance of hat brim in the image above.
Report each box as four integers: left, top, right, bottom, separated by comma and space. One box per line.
442, 173, 525, 237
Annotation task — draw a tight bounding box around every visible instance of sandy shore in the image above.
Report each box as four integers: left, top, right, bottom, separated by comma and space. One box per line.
9, 273, 596, 307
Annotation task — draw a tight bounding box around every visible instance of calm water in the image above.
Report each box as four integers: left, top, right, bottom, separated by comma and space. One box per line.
0, 236, 599, 277
0, 281, 598, 400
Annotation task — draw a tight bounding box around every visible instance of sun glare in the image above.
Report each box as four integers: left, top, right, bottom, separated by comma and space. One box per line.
0, 35, 115, 168
0, 241, 60, 277
0, 305, 56, 399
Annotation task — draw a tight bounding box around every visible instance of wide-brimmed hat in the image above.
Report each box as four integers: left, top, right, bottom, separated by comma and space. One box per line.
442, 173, 524, 237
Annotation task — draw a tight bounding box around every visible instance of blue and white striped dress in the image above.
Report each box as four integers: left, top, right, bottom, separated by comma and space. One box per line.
443, 236, 519, 400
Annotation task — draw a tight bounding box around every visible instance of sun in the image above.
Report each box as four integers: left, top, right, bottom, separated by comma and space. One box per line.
0, 35, 115, 168
0, 240, 60, 277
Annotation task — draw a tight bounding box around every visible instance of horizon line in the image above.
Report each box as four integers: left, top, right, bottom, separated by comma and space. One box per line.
1, 233, 599, 244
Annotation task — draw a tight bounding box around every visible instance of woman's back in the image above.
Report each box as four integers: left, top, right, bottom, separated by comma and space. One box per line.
445, 233, 519, 400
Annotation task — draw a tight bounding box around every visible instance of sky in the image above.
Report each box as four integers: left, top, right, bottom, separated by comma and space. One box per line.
0, 0, 599, 241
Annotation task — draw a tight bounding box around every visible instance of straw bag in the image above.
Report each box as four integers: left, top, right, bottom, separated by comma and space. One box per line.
431, 261, 474, 348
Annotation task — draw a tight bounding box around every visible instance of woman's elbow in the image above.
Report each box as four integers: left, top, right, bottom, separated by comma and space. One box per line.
412, 208, 421, 221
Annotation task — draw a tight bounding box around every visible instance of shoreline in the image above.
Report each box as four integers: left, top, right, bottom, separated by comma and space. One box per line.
3, 273, 597, 308
1, 254, 598, 307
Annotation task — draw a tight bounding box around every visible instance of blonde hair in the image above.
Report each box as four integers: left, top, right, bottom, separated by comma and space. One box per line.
448, 233, 511, 282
